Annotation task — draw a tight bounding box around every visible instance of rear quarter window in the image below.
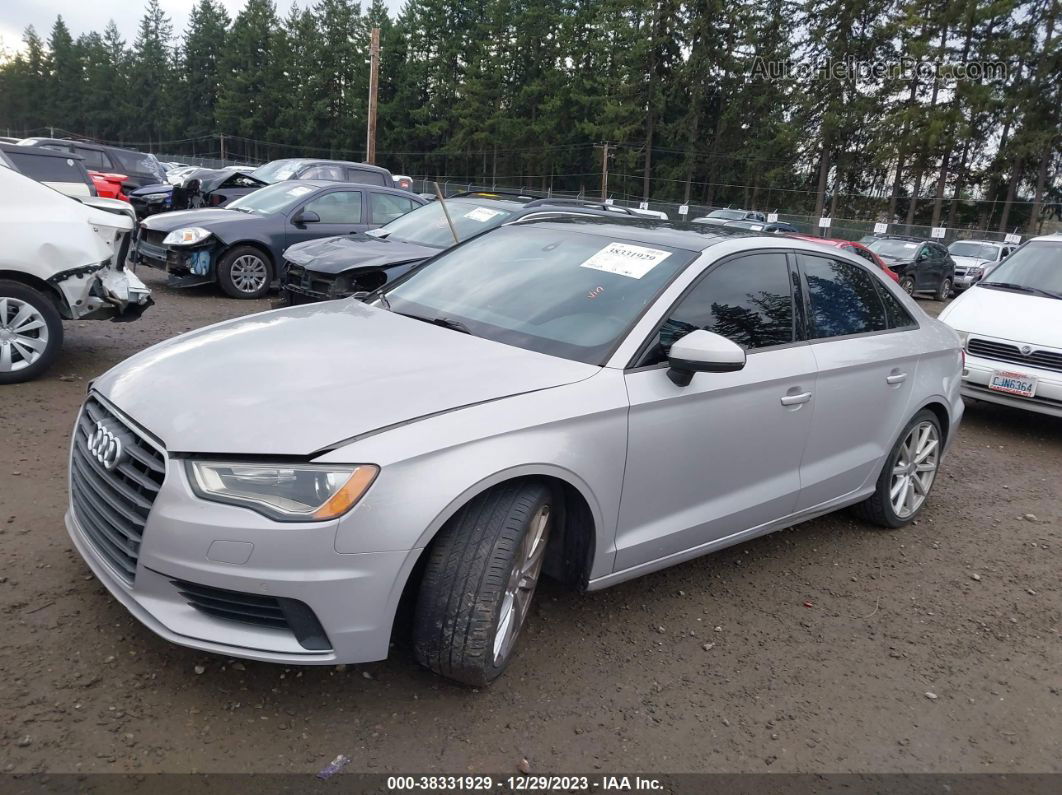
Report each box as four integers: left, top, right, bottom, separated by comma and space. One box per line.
6, 151, 88, 185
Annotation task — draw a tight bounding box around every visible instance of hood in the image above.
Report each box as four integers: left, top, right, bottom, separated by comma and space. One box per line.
951, 255, 988, 269
93, 300, 600, 456
140, 207, 258, 233
285, 234, 438, 275
939, 285, 1062, 348
875, 252, 913, 268
130, 183, 173, 197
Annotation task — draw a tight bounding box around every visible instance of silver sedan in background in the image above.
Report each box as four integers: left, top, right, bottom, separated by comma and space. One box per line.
67, 218, 964, 686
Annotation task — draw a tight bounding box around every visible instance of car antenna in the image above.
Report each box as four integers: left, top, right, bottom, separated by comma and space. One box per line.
433, 181, 460, 244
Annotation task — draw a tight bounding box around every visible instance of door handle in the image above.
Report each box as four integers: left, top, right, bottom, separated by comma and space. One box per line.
886, 372, 908, 385
780, 391, 812, 406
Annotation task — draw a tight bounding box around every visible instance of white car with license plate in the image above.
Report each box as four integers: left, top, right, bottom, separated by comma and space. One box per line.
939, 233, 1062, 416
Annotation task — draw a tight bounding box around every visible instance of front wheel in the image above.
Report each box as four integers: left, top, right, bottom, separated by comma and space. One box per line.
0, 281, 64, 385
217, 246, 272, 299
413, 481, 553, 686
853, 409, 943, 528
899, 276, 915, 296
935, 277, 953, 301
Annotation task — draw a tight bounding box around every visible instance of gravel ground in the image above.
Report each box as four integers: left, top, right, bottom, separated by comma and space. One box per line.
1, 270, 1059, 775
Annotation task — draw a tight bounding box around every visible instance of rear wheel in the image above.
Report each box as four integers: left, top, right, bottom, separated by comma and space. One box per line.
853, 409, 942, 528
217, 246, 272, 299
935, 276, 953, 301
0, 281, 63, 385
413, 481, 553, 686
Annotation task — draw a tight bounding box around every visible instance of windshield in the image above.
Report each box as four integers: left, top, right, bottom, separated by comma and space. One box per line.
868, 238, 920, 258
979, 242, 1061, 297
227, 181, 315, 215
377, 199, 515, 248
250, 159, 312, 184
707, 209, 745, 220
949, 241, 1001, 260
381, 225, 696, 365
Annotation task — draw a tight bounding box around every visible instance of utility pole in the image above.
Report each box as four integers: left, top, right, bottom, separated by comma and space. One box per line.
219, 133, 226, 164
600, 142, 610, 201
365, 27, 381, 165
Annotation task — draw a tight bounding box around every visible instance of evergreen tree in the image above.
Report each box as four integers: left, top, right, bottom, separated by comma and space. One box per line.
177, 0, 231, 140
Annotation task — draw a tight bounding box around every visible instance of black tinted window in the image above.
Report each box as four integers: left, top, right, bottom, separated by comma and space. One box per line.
7, 151, 88, 185
347, 167, 387, 186
75, 147, 110, 169
802, 255, 888, 338
644, 252, 794, 364
876, 282, 916, 329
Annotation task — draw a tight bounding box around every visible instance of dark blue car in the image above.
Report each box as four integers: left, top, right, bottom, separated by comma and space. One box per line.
133, 180, 426, 298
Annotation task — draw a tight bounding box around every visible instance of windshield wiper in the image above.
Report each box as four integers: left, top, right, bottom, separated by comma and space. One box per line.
397, 311, 472, 334
979, 282, 1062, 299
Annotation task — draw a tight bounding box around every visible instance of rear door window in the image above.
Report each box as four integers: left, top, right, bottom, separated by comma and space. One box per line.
346, 167, 387, 186
800, 254, 888, 339
300, 164, 345, 181
302, 190, 363, 223
75, 147, 111, 170
371, 193, 418, 224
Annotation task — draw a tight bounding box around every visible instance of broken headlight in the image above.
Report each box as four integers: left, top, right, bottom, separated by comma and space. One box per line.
186, 461, 378, 522
162, 227, 212, 246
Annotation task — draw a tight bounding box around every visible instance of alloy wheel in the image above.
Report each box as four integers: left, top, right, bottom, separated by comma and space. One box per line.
0, 296, 50, 373
230, 255, 268, 294
492, 504, 551, 665
890, 421, 940, 519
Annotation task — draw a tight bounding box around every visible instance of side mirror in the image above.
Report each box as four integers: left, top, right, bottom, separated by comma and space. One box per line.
666, 329, 746, 387
916, 249, 929, 261
293, 210, 320, 225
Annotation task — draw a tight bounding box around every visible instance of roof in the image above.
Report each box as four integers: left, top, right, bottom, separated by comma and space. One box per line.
510, 215, 759, 252
282, 179, 428, 200
1031, 232, 1062, 242
0, 142, 84, 159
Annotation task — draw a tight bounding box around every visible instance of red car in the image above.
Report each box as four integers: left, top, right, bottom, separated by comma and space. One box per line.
88, 170, 130, 202
788, 234, 899, 282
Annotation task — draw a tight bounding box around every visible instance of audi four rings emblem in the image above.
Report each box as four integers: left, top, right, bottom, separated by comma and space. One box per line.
87, 420, 124, 471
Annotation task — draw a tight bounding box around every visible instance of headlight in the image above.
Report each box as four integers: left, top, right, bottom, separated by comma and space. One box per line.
162, 227, 212, 246
186, 461, 378, 522
142, 192, 169, 202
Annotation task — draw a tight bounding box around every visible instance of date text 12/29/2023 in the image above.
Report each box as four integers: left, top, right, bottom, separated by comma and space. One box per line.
386, 775, 665, 791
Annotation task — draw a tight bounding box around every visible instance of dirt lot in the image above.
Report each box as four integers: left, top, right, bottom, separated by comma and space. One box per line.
1, 270, 1059, 775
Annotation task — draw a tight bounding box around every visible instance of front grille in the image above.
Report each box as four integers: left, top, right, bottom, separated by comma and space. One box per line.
170, 578, 332, 651
140, 229, 167, 247
71, 397, 166, 585
968, 338, 1062, 374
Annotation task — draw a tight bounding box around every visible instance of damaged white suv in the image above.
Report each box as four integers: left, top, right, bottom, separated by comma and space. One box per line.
0, 164, 152, 383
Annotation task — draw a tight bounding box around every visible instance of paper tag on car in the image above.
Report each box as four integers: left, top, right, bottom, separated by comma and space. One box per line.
465, 207, 503, 223
287, 186, 313, 197
580, 242, 670, 279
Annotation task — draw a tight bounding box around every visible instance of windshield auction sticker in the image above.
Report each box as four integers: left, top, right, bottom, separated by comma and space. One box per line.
580, 242, 671, 279
465, 206, 504, 223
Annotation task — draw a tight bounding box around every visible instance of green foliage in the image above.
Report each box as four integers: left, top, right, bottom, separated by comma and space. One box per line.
0, 0, 1056, 228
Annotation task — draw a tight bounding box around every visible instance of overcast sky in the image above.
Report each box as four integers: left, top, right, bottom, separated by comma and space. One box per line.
0, 0, 404, 57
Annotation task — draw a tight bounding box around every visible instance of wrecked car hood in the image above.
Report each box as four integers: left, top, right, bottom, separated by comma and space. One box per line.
139, 208, 257, 233
93, 300, 599, 456
284, 234, 438, 275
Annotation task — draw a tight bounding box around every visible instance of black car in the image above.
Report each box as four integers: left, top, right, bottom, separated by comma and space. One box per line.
0, 143, 95, 197
128, 167, 269, 219
723, 219, 800, 233
18, 137, 167, 191
134, 180, 427, 299
281, 192, 644, 304
864, 236, 955, 300
250, 158, 394, 187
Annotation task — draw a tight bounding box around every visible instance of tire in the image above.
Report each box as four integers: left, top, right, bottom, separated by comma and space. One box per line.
217, 246, 272, 299
852, 409, 943, 529
413, 481, 554, 686
935, 276, 953, 301
899, 276, 915, 296
0, 280, 64, 385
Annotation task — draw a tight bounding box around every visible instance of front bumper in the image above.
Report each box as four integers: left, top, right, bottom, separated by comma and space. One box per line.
962, 343, 1062, 417
68, 431, 418, 664
281, 263, 348, 304
134, 237, 215, 285
953, 270, 982, 290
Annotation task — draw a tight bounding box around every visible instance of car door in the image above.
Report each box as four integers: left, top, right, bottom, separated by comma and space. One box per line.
616, 251, 817, 571
285, 188, 367, 247
911, 244, 934, 290
794, 252, 921, 511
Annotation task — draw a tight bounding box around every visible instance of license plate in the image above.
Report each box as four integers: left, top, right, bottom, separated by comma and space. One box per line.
988, 370, 1037, 398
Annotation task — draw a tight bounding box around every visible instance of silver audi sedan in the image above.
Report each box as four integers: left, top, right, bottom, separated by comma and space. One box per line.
68, 218, 964, 685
